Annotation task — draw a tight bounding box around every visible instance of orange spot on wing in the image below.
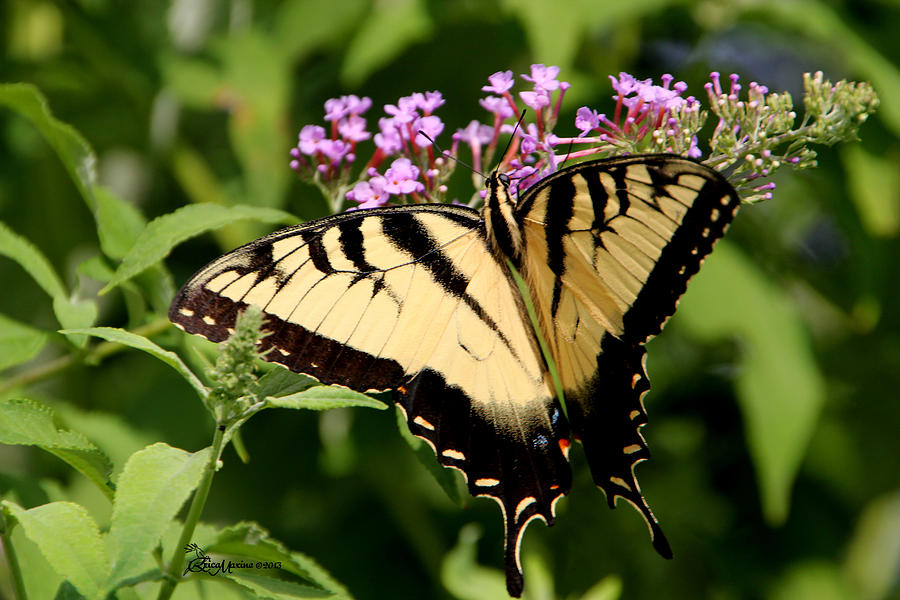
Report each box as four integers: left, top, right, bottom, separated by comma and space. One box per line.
558, 438, 571, 459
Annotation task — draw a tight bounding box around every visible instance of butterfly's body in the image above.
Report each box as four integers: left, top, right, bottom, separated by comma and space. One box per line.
170, 154, 740, 596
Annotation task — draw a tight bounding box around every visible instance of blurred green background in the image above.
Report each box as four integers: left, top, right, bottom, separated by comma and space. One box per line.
1, 0, 899, 599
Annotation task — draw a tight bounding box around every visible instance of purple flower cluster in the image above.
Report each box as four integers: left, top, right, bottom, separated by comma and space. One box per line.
290, 64, 576, 209
290, 94, 372, 180
458, 64, 570, 196
289, 91, 449, 209
346, 158, 425, 208
290, 65, 853, 209
564, 73, 702, 159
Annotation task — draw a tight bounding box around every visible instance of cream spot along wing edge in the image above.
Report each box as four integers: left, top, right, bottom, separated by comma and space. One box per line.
168, 203, 571, 597
515, 154, 740, 558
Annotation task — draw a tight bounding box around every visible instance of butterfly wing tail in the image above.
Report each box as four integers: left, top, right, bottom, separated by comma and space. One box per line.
568, 337, 672, 559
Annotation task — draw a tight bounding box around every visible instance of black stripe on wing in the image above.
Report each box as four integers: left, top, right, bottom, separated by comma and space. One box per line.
619, 156, 740, 344
542, 176, 576, 318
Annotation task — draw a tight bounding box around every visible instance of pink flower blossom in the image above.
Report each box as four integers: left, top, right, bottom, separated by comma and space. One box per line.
338, 115, 371, 142
522, 64, 561, 91
482, 70, 514, 94
414, 91, 445, 114
374, 118, 403, 154
383, 158, 424, 194
317, 139, 351, 163
385, 96, 419, 124
347, 177, 389, 208
414, 115, 444, 141
297, 125, 326, 155
575, 107, 601, 134
480, 96, 514, 119
520, 89, 551, 110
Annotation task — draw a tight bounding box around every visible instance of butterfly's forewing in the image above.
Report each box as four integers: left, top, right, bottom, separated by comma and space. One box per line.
515, 155, 740, 555
169, 204, 571, 596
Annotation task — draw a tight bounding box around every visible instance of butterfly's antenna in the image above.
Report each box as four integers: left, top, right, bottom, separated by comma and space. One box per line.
499, 111, 529, 196
560, 138, 576, 166
417, 130, 484, 178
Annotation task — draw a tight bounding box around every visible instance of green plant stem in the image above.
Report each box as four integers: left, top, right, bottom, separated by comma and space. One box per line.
1, 526, 28, 600
155, 424, 226, 600
0, 317, 170, 396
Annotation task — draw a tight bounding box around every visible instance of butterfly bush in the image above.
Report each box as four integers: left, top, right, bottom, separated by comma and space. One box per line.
290, 65, 878, 209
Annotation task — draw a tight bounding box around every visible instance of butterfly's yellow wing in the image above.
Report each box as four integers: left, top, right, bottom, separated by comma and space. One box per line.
511, 155, 740, 556
170, 205, 571, 596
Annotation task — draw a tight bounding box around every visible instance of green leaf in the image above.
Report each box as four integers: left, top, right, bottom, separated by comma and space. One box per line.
76, 254, 115, 282
62, 327, 208, 400
6, 523, 64, 600
0, 220, 67, 300
677, 241, 825, 524
0, 221, 95, 338
844, 492, 900, 600
394, 406, 466, 507
52, 295, 98, 348
341, 0, 432, 87
203, 522, 351, 598
53, 580, 90, 600
3, 500, 110, 600
53, 403, 157, 473
841, 143, 900, 238
266, 385, 387, 411
106, 442, 212, 588
0, 83, 97, 209
225, 570, 341, 598
581, 576, 624, 600
770, 560, 854, 600
101, 203, 297, 293
137, 263, 177, 316
0, 313, 48, 371
94, 186, 147, 260
256, 367, 318, 400
441, 524, 509, 600
0, 398, 114, 499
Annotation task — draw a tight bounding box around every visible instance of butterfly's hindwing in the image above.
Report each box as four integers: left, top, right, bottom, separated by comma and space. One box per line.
399, 368, 570, 597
